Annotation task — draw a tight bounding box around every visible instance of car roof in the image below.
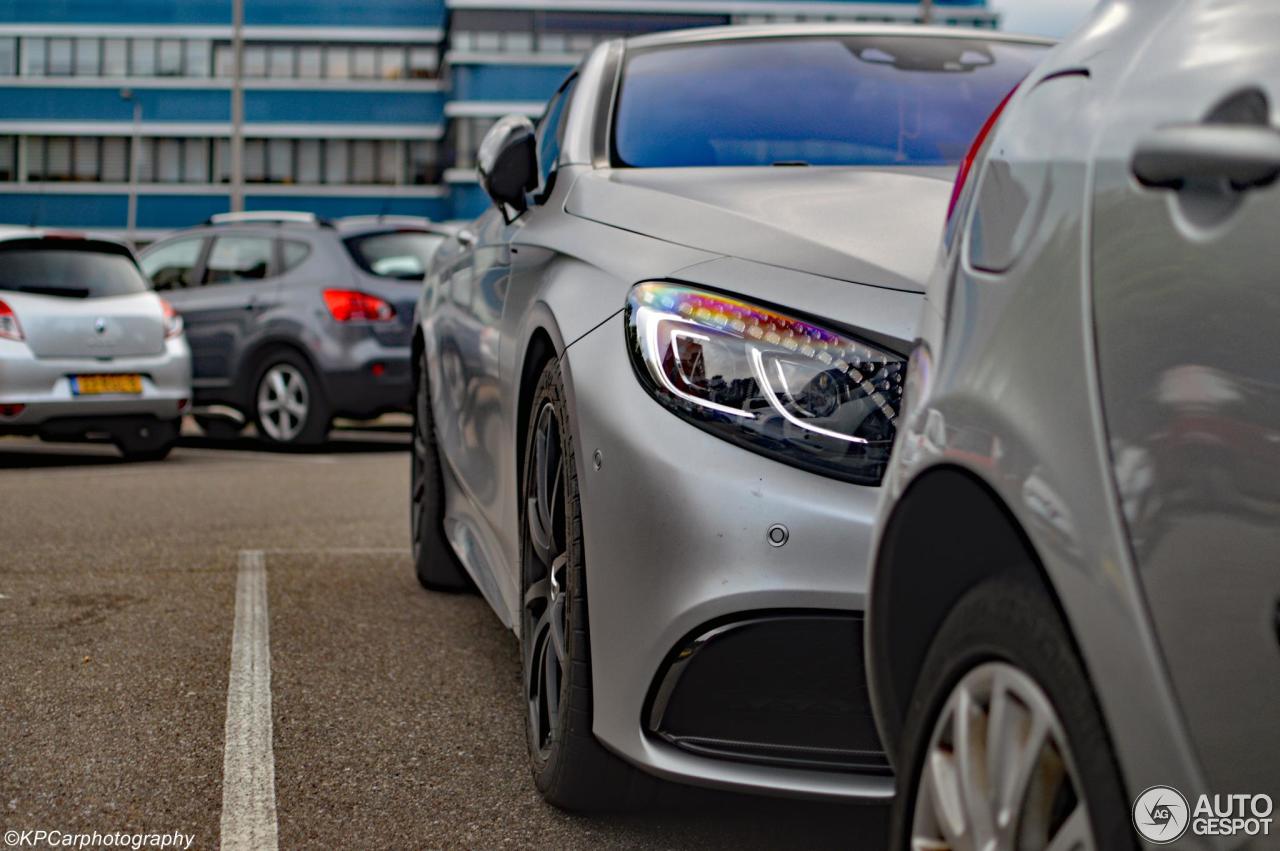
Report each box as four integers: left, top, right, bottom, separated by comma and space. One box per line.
623, 23, 1055, 51
0, 226, 133, 251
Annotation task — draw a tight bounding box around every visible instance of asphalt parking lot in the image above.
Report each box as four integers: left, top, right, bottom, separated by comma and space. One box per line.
0, 421, 886, 849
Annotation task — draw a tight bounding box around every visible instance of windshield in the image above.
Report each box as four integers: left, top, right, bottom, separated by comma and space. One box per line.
344, 231, 446, 280
0, 240, 150, 298
614, 36, 1048, 169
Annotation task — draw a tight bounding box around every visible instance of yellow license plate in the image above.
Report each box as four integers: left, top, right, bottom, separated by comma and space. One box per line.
72, 374, 143, 395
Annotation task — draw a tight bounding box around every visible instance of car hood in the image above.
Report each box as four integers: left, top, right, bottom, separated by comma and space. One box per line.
565, 165, 955, 293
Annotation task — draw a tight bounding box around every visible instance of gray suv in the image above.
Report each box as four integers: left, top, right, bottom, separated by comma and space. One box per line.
139, 212, 450, 445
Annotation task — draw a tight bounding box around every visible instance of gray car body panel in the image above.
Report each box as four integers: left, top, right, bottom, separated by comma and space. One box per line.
869, 0, 1279, 834
419, 25, 1046, 798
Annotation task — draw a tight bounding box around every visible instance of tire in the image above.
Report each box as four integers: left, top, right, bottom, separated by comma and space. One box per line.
891, 578, 1133, 851
252, 350, 330, 447
410, 345, 473, 592
194, 415, 244, 441
115, 418, 179, 462
520, 359, 651, 812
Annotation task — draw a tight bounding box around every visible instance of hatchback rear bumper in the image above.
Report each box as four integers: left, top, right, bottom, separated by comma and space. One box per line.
0, 336, 191, 429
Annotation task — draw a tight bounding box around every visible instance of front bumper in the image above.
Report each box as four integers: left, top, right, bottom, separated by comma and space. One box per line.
0, 336, 191, 431
563, 312, 892, 800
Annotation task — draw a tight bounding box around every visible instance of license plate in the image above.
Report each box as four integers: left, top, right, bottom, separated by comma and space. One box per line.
72, 374, 143, 395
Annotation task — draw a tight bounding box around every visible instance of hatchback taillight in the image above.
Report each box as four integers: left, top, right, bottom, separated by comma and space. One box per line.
323, 289, 396, 322
0, 299, 23, 342
160, 298, 184, 339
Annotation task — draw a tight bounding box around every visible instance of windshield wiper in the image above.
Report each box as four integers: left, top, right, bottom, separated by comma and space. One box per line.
772, 160, 811, 167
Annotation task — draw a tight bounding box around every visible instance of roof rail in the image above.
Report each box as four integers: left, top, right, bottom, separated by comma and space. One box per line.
337, 214, 435, 226
206, 211, 333, 228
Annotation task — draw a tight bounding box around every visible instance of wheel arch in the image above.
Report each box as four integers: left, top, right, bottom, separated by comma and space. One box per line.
869, 464, 1068, 761
515, 325, 561, 494
235, 336, 324, 409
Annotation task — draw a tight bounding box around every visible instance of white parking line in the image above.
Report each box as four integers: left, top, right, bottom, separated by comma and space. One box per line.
220, 550, 279, 851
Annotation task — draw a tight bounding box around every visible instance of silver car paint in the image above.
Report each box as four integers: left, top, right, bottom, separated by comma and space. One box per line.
420, 26, 1046, 798
869, 0, 1280, 834
0, 230, 191, 429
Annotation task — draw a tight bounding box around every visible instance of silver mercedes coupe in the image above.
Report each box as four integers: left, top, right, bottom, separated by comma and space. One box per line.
410, 24, 1050, 809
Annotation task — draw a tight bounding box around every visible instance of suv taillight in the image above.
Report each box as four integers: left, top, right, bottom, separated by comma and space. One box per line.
323, 289, 396, 322
0, 299, 24, 341
160, 298, 184, 339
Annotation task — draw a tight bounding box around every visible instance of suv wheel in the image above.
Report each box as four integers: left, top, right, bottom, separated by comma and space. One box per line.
253, 351, 329, 447
893, 579, 1132, 851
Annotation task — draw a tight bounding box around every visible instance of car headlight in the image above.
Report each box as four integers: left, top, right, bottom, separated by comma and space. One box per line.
625, 281, 905, 485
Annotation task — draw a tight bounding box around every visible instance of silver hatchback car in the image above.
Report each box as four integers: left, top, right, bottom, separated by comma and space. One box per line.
0, 229, 191, 460
868, 1, 1280, 848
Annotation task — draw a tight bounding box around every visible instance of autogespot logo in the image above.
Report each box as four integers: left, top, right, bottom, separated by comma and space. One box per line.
1134, 785, 1190, 844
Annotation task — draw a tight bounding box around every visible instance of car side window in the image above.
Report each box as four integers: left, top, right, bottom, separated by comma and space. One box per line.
534, 75, 577, 197
204, 236, 273, 284
140, 238, 204, 290
280, 239, 310, 273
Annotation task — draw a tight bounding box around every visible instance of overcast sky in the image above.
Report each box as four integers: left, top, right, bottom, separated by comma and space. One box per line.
990, 0, 1100, 37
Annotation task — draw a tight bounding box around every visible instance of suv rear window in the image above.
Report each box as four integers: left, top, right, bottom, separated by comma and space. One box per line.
0, 239, 150, 299
344, 230, 446, 280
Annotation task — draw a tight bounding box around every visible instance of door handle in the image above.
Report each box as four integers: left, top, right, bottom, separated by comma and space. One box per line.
1132, 124, 1280, 191
456, 228, 477, 248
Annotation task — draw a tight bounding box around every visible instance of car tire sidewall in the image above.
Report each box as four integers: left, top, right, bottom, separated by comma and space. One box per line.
890, 578, 1135, 851
410, 346, 472, 592
518, 360, 648, 812
252, 351, 329, 447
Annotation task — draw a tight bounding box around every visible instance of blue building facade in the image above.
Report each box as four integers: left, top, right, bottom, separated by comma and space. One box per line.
0, 0, 994, 234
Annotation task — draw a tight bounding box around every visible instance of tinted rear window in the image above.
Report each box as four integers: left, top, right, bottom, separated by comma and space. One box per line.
0, 240, 149, 298
344, 231, 446, 280
614, 36, 1048, 168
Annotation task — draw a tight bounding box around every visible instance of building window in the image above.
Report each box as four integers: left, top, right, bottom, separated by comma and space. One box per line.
21, 38, 44, 75
157, 39, 183, 76
47, 38, 73, 76
18, 135, 437, 186
186, 40, 211, 77
0, 136, 15, 180
324, 46, 349, 79
296, 139, 322, 183
243, 45, 267, 78
407, 47, 436, 78
268, 45, 294, 79
101, 137, 129, 182
352, 46, 377, 79
407, 140, 439, 185
74, 38, 100, 76
102, 39, 127, 76
132, 39, 155, 76
298, 46, 322, 79
379, 46, 404, 79
0, 38, 15, 76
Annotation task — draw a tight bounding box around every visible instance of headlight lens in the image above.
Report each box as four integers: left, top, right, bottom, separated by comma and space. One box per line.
625, 281, 905, 485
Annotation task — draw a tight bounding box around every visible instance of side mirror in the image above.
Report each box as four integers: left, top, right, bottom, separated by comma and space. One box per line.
477, 115, 537, 221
